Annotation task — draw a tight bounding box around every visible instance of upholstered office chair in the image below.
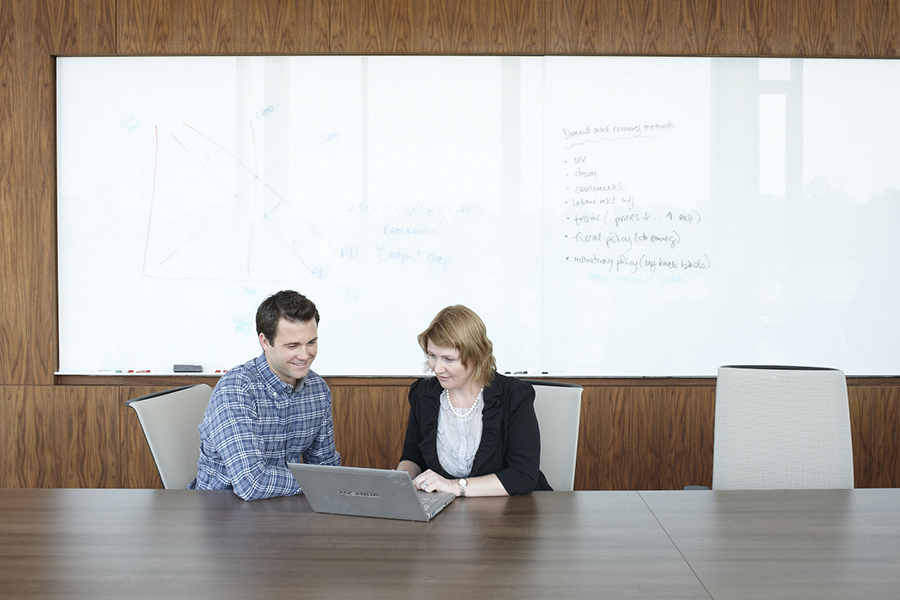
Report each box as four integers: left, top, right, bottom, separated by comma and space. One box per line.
126, 384, 213, 489
711, 365, 854, 490
523, 380, 583, 491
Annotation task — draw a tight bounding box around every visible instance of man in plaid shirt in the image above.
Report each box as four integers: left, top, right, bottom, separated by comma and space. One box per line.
189, 291, 341, 500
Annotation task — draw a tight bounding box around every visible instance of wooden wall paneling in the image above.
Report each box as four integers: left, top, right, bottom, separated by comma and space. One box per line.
607, 0, 669, 55
546, 0, 757, 56
0, 0, 21, 386
649, 385, 714, 489
331, 0, 424, 54
628, 387, 671, 489
293, 0, 332, 54
850, 0, 900, 56
331, 384, 409, 469
574, 385, 714, 490
239, 0, 294, 53
13, 386, 54, 487
232, 0, 331, 54
8, 387, 51, 487
421, 0, 483, 54
0, 387, 22, 487
545, 0, 602, 53
672, 0, 758, 56
486, 0, 544, 54
118, 0, 185, 54
184, 0, 234, 54
848, 387, 868, 487
573, 386, 604, 489
25, 388, 59, 487
847, 386, 872, 487
117, 386, 173, 488
765, 0, 842, 55
760, 0, 900, 57
873, 387, 900, 487
851, 386, 900, 488
575, 386, 635, 490
11, 2, 59, 386
1, 387, 117, 488
59, 386, 121, 487
36, 0, 117, 55
881, 0, 900, 56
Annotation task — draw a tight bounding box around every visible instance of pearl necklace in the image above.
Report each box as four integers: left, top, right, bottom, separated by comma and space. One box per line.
446, 387, 483, 418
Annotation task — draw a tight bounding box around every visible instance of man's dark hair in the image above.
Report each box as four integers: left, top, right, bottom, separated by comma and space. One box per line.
256, 290, 320, 344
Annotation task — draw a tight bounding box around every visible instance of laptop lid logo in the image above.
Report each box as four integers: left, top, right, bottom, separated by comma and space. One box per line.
338, 490, 380, 499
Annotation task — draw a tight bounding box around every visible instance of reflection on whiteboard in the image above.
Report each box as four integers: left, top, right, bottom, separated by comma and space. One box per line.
57, 56, 900, 376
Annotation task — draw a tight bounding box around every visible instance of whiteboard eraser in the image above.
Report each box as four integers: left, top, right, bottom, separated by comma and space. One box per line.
173, 364, 203, 373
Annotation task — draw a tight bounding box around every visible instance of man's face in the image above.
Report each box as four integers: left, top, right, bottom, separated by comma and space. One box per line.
260, 318, 318, 385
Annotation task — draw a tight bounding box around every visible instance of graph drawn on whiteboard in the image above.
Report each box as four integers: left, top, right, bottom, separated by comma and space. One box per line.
142, 118, 351, 286
135, 56, 363, 287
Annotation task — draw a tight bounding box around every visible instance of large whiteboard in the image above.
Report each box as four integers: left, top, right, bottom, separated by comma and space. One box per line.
57, 56, 900, 376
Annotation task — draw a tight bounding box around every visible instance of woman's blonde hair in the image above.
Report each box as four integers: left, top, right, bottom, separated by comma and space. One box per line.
417, 305, 497, 387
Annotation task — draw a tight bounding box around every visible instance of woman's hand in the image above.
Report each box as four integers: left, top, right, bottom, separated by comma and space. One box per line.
412, 469, 457, 495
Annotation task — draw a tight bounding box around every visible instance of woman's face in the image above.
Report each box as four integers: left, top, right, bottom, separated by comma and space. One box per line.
426, 340, 476, 392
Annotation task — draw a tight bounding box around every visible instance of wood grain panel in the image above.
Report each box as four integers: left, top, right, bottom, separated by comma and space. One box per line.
0, 387, 23, 486
184, 0, 233, 53
331, 0, 424, 54
0, 387, 119, 488
331, 384, 409, 469
845, 0, 900, 56
232, 0, 330, 54
672, 0, 758, 55
848, 387, 868, 487
58, 387, 120, 487
241, 0, 296, 53
612, 0, 668, 54
0, 0, 20, 386
7, 0, 59, 386
576, 386, 714, 490
649, 386, 715, 489
576, 386, 633, 489
486, 0, 544, 54
545, 0, 601, 53
421, 0, 479, 53
35, 0, 116, 54
851, 386, 900, 488
17, 387, 54, 487
118, 0, 185, 54
547, 0, 757, 55
761, 0, 900, 57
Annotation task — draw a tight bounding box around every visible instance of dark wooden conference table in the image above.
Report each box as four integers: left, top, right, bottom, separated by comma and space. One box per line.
1, 488, 898, 600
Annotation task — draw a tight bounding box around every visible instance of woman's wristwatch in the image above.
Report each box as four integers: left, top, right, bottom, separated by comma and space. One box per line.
458, 478, 468, 496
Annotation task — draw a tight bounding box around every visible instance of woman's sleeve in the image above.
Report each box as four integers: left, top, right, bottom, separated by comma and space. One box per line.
494, 382, 542, 496
399, 380, 427, 470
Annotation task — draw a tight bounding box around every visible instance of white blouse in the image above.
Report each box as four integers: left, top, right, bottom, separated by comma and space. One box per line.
436, 388, 484, 478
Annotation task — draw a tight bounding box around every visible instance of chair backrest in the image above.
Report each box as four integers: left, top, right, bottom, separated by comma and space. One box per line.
126, 384, 213, 489
523, 380, 583, 491
713, 365, 854, 490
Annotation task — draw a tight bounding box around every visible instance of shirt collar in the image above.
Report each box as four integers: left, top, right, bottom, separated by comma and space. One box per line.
254, 352, 303, 396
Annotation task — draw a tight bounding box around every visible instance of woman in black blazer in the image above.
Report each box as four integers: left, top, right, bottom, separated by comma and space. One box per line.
397, 305, 551, 496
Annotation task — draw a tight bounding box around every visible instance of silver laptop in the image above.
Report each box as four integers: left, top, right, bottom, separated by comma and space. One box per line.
288, 463, 455, 522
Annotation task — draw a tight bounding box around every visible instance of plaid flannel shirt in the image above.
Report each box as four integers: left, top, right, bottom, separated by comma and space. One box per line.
189, 353, 340, 500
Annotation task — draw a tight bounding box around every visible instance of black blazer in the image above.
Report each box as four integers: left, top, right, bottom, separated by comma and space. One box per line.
399, 372, 551, 495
